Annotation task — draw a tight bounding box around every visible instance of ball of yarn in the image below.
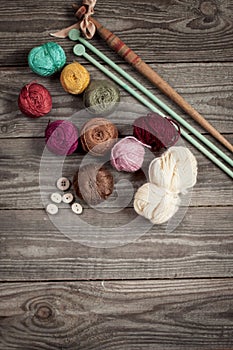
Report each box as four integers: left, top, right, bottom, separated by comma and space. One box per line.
45, 120, 78, 156
73, 164, 114, 205
134, 146, 197, 225
60, 62, 90, 95
18, 82, 52, 118
28, 42, 66, 77
134, 183, 180, 224
149, 146, 197, 194
83, 79, 120, 115
133, 112, 180, 151
80, 118, 118, 156
111, 136, 145, 172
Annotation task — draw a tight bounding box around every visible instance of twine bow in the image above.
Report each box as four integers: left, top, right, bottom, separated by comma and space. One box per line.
73, 0, 97, 39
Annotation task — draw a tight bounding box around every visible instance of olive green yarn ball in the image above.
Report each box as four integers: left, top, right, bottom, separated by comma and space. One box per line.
28, 42, 66, 77
83, 80, 120, 115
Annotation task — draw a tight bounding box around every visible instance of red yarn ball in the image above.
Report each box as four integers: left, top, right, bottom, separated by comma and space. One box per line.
133, 112, 180, 151
18, 82, 52, 118
45, 120, 78, 156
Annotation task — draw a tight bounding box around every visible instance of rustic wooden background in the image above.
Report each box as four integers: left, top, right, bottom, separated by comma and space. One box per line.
0, 0, 233, 349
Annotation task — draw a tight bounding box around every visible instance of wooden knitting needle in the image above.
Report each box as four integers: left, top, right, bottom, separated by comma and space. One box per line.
88, 17, 233, 153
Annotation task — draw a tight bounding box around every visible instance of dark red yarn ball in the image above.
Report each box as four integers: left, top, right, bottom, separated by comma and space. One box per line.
133, 112, 180, 151
45, 120, 78, 156
18, 82, 52, 118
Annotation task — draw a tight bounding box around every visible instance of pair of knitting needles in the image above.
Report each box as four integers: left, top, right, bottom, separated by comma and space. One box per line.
52, 14, 233, 153
68, 29, 233, 178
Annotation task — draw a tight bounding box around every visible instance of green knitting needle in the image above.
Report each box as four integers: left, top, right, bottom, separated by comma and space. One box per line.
72, 43, 233, 178
69, 28, 233, 170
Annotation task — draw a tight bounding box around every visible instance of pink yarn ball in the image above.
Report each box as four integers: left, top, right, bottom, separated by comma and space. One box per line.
45, 120, 78, 156
111, 136, 145, 172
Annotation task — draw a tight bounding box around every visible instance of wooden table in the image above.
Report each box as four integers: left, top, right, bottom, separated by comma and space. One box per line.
0, 0, 233, 349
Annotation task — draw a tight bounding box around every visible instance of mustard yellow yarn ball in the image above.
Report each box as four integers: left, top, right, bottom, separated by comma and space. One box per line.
60, 62, 90, 94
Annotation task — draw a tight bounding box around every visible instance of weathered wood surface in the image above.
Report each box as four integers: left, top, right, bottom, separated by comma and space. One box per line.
0, 0, 233, 348
0, 137, 232, 209
0, 63, 233, 138
0, 207, 233, 280
0, 280, 233, 350
0, 0, 233, 65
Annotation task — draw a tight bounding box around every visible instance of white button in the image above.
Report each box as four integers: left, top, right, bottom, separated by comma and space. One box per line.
71, 202, 83, 214
62, 193, 74, 204
51, 192, 62, 204
56, 177, 70, 191
46, 203, 58, 215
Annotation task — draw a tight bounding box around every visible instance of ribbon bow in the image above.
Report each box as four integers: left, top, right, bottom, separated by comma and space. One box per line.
74, 0, 97, 39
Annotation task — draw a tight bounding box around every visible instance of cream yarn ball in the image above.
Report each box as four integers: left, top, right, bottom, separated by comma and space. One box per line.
149, 146, 198, 194
134, 146, 198, 225
134, 183, 180, 225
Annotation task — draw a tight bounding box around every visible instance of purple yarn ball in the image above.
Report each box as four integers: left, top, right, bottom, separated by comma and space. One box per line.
45, 120, 78, 155
133, 112, 180, 151
111, 136, 145, 172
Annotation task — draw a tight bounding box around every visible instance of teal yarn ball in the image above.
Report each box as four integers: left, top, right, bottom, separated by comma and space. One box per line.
28, 42, 66, 77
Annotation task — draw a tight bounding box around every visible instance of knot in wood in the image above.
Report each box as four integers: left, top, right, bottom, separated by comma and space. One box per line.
35, 305, 53, 321
199, 0, 218, 17
1, 124, 8, 133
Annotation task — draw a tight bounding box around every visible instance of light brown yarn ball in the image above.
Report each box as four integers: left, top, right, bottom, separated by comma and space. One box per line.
73, 164, 114, 205
80, 118, 118, 156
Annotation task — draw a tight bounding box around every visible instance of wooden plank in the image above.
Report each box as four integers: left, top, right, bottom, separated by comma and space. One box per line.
0, 137, 232, 210
0, 280, 233, 349
0, 2, 232, 349
0, 207, 232, 280
0, 63, 233, 138
0, 0, 233, 65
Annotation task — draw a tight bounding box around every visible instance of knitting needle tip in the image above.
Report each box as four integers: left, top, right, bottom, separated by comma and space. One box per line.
49, 31, 67, 38
49, 23, 80, 39
69, 28, 81, 41
73, 44, 86, 56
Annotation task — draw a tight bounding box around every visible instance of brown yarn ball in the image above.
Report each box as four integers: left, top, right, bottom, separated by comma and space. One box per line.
80, 118, 118, 156
73, 164, 114, 205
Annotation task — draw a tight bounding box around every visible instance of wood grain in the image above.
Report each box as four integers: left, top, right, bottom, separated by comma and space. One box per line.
0, 280, 233, 349
0, 0, 233, 66
0, 137, 232, 210
0, 0, 233, 348
1, 62, 233, 138
0, 207, 232, 280
0, 63, 233, 138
